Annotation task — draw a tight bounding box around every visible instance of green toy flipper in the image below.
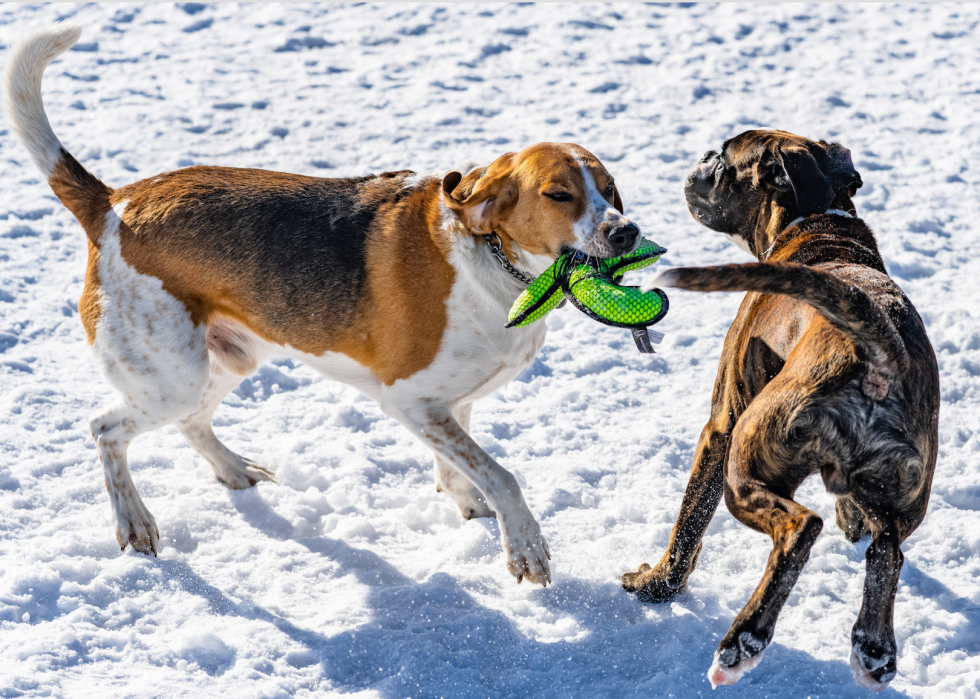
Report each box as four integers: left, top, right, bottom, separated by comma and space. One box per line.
599, 238, 667, 276
507, 258, 566, 328
505, 236, 669, 336
563, 265, 669, 328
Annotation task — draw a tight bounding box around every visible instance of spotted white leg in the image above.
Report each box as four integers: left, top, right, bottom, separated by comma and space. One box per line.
433, 403, 495, 519
176, 359, 275, 489
87, 207, 213, 553
393, 402, 549, 585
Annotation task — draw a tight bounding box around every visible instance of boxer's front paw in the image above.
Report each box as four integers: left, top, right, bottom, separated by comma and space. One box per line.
622, 542, 702, 602
622, 561, 684, 602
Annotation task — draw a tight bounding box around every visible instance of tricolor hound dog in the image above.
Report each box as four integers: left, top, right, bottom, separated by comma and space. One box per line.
6, 25, 643, 586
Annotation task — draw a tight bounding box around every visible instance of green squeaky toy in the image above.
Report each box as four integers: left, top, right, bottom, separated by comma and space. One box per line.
507, 237, 669, 353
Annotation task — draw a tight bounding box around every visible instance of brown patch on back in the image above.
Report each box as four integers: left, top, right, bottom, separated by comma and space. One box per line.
107, 166, 452, 385
334, 178, 455, 385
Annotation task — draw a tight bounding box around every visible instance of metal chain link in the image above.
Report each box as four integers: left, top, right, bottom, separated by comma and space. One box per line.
483, 232, 536, 286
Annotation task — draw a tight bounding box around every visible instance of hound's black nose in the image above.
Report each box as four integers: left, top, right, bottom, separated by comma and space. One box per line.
607, 222, 639, 254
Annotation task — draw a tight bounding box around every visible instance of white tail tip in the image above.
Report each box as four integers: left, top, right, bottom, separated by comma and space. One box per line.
640, 269, 677, 292
4, 23, 84, 176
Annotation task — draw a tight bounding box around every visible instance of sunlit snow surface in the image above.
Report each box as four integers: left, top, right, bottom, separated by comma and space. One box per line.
1, 3, 979, 697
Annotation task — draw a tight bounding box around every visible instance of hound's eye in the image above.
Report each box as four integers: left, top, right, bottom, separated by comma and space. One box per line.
604, 183, 615, 197
544, 191, 573, 202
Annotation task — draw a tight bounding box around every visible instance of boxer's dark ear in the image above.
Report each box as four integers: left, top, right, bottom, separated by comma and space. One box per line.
825, 143, 863, 197
773, 147, 835, 216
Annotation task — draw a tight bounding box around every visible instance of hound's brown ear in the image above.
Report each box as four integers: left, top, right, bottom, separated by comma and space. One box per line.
442, 164, 518, 235
442, 171, 463, 200
613, 185, 624, 214
775, 147, 835, 216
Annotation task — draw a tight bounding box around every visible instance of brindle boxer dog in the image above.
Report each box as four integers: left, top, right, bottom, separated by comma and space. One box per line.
622, 130, 939, 692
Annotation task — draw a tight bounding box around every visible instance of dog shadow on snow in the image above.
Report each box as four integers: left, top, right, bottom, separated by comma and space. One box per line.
157, 487, 922, 699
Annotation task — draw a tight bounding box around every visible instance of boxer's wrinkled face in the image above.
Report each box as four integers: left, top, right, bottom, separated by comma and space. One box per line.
685, 129, 862, 257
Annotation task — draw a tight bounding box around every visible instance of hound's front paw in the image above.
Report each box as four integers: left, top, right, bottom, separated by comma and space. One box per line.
502, 516, 551, 586
115, 494, 160, 555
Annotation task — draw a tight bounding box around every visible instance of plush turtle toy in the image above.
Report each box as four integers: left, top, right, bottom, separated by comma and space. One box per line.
507, 237, 669, 353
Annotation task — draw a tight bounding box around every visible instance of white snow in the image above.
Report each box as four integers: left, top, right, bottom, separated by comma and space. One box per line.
0, 3, 979, 697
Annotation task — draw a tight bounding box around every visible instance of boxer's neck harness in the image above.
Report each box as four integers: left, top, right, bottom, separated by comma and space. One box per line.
765, 209, 857, 260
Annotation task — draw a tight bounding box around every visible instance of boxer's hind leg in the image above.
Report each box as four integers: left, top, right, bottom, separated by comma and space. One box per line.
706, 397, 823, 688
849, 513, 903, 692
433, 403, 495, 519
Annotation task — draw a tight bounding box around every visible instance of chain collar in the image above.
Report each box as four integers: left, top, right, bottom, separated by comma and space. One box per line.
483, 232, 537, 286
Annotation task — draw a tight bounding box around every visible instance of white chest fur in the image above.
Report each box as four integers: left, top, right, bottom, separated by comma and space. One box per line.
383, 232, 546, 408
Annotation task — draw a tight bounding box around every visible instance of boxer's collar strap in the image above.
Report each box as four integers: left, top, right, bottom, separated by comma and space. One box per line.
766, 209, 857, 260
784, 208, 855, 232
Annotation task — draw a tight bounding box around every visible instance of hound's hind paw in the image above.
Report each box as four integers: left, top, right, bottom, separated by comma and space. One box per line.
214, 457, 276, 490
116, 499, 160, 556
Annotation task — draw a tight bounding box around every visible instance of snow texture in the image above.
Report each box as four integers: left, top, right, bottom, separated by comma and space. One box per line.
1, 3, 979, 698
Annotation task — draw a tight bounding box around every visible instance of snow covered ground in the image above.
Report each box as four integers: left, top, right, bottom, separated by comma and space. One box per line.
0, 2, 979, 697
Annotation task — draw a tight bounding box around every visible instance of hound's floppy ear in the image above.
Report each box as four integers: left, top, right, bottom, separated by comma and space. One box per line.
442, 162, 518, 235
613, 185, 624, 214
773, 147, 835, 216
442, 171, 463, 200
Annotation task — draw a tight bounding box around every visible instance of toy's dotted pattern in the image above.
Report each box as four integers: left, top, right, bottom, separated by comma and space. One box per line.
567, 267, 666, 325
507, 237, 668, 329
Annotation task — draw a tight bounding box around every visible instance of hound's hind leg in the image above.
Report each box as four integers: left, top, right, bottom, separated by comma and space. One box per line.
86, 209, 213, 554
176, 355, 275, 489
90, 326, 212, 554
433, 404, 495, 519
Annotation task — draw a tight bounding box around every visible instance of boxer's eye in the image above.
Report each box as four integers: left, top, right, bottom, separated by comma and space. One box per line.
545, 191, 573, 203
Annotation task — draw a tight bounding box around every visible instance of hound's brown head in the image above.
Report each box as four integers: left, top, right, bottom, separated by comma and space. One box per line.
442, 142, 639, 263
685, 129, 863, 258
